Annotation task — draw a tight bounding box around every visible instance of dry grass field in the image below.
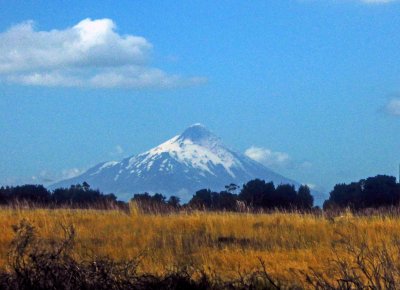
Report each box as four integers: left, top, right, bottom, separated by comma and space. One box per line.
1, 205, 400, 288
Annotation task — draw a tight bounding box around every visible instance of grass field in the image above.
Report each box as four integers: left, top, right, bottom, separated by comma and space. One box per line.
1, 205, 400, 288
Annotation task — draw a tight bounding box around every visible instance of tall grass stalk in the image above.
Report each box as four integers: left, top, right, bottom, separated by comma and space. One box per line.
1, 207, 400, 287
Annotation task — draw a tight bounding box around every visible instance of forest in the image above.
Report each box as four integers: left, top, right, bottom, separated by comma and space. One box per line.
1, 174, 399, 212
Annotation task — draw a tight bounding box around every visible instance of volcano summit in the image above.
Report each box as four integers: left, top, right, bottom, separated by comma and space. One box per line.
51, 124, 297, 201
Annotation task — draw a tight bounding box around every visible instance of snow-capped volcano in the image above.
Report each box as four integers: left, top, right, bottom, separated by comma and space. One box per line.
51, 124, 297, 201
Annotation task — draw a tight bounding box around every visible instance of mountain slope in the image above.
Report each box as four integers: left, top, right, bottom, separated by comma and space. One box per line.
51, 124, 297, 201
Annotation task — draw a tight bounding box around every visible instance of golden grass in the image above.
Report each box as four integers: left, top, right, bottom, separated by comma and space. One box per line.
0, 205, 399, 287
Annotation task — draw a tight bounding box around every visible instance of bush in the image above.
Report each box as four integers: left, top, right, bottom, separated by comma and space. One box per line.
303, 227, 400, 289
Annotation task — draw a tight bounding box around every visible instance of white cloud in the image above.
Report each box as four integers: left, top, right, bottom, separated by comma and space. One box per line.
37, 168, 82, 182
1, 167, 83, 187
35, 168, 83, 184
114, 145, 124, 155
110, 145, 124, 156
245, 146, 313, 170
0, 18, 205, 88
88, 67, 206, 89
245, 146, 291, 168
385, 98, 400, 116
61, 168, 82, 179
7, 72, 83, 87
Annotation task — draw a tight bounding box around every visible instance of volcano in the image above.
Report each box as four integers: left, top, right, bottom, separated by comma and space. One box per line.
51, 124, 297, 201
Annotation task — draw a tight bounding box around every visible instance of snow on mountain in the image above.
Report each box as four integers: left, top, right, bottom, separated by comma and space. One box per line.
50, 124, 298, 201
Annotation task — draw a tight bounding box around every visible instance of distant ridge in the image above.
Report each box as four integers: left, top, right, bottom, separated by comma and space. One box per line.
51, 124, 298, 201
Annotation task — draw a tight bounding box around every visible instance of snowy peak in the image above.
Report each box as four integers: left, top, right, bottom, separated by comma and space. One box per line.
51, 124, 297, 201
177, 123, 221, 147
133, 124, 237, 177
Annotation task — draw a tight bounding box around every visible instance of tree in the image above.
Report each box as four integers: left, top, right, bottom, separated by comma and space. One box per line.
131, 193, 153, 203
274, 184, 297, 209
239, 179, 272, 207
260, 182, 276, 208
82, 181, 90, 191
189, 189, 213, 208
362, 175, 400, 208
297, 185, 313, 210
239, 179, 308, 209
11, 185, 51, 204
324, 175, 400, 210
0, 186, 9, 204
217, 191, 237, 210
152, 193, 166, 204
224, 183, 240, 194
167, 196, 180, 208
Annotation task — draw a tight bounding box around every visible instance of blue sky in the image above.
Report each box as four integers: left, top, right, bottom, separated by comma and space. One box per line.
1, 0, 400, 197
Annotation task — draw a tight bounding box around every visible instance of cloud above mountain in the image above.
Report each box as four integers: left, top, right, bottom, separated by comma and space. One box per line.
245, 146, 291, 168
385, 98, 400, 116
0, 167, 84, 187
0, 18, 205, 88
245, 146, 312, 170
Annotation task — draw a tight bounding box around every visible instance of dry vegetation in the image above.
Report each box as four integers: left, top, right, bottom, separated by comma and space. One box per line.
1, 204, 400, 289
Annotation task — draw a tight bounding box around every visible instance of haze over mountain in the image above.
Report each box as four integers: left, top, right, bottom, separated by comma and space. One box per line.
51, 124, 298, 201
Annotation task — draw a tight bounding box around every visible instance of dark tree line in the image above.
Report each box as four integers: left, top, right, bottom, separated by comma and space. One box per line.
239, 179, 313, 210
131, 179, 314, 211
0, 179, 314, 211
6, 175, 400, 212
131, 192, 181, 213
187, 179, 313, 211
324, 175, 400, 210
0, 182, 122, 209
188, 189, 238, 210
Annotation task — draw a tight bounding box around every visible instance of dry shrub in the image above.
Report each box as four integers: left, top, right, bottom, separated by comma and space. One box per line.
303, 226, 400, 289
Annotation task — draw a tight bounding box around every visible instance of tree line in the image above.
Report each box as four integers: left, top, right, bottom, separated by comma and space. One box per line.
1, 174, 400, 211
323, 175, 400, 210
131, 180, 314, 212
186, 180, 313, 210
0, 182, 123, 209
0, 179, 313, 211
